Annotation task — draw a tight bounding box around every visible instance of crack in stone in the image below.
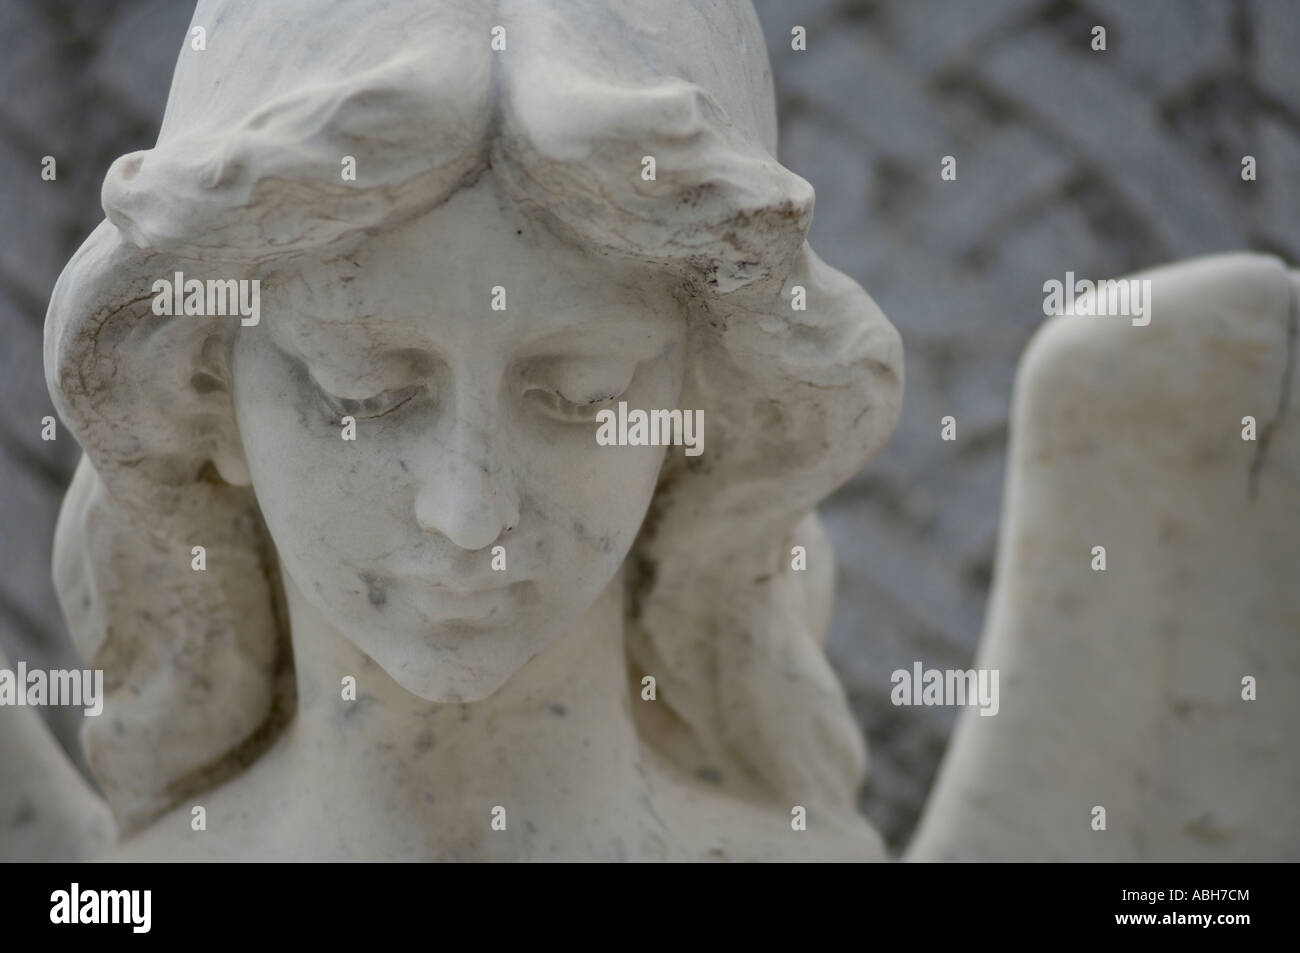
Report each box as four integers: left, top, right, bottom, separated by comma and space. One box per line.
1248, 276, 1298, 500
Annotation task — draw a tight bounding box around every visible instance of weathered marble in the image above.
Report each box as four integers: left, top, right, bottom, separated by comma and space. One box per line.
27, 0, 901, 861
5, 0, 1294, 866
909, 253, 1300, 861
0, 647, 115, 862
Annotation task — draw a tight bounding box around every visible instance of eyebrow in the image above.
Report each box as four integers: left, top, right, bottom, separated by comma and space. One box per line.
279, 310, 678, 363
517, 317, 678, 359
272, 311, 404, 364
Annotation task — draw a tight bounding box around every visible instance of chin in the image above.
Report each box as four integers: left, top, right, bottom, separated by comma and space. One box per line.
365, 620, 548, 704
397, 668, 514, 704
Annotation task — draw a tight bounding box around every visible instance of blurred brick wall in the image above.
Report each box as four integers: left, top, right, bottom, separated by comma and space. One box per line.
753, 0, 1300, 847
0, 0, 196, 776
2, 0, 1297, 849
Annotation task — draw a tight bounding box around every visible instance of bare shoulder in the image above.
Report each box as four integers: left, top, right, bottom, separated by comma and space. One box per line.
97, 744, 295, 862
649, 761, 887, 862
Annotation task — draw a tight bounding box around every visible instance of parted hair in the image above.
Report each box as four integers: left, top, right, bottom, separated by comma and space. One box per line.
44, 0, 901, 834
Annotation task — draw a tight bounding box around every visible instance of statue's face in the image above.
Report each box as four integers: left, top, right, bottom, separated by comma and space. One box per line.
231, 174, 687, 701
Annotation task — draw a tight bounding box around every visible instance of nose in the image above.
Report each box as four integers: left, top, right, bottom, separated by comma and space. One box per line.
413, 394, 520, 551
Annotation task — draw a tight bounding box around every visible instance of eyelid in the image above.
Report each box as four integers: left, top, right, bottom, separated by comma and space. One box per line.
315, 378, 425, 420
309, 364, 390, 401
524, 386, 625, 423
304, 346, 436, 399
521, 356, 638, 404
521, 365, 635, 423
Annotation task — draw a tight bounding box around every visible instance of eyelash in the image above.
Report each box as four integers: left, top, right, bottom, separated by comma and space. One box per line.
310, 373, 632, 425
319, 384, 424, 421
524, 385, 627, 423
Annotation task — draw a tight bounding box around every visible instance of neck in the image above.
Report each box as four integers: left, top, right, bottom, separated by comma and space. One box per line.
279, 568, 651, 860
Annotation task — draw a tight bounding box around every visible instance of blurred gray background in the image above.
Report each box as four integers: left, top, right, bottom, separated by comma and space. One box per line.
2, 0, 1297, 850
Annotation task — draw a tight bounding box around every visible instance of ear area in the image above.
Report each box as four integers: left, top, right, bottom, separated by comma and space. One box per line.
194, 330, 252, 488
210, 439, 252, 488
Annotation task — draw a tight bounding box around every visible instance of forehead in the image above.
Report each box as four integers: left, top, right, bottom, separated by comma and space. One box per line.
271, 174, 684, 359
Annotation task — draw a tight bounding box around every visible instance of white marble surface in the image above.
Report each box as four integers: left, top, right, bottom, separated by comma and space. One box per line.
3, 0, 1297, 864
910, 253, 1300, 861
31, 0, 901, 860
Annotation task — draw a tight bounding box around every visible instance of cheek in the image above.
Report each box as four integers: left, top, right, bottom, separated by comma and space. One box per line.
511, 443, 661, 623
522, 444, 664, 559
510, 363, 681, 579
232, 343, 414, 574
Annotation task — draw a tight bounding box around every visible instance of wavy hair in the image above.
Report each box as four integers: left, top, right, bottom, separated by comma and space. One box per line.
44, 0, 902, 834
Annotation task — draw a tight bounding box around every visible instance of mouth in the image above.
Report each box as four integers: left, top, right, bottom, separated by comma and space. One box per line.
421, 579, 537, 622
430, 581, 525, 597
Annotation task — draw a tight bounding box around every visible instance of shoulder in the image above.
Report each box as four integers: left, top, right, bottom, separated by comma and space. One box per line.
0, 645, 116, 861
98, 740, 296, 862
649, 761, 887, 862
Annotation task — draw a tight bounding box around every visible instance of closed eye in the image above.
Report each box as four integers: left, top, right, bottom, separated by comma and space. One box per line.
319, 383, 424, 421
524, 386, 625, 423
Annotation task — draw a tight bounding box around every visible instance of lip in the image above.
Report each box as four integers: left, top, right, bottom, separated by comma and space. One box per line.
413, 580, 539, 624
428, 580, 532, 598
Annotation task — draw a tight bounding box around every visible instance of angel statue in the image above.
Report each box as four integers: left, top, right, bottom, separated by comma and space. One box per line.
3, 0, 1296, 862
